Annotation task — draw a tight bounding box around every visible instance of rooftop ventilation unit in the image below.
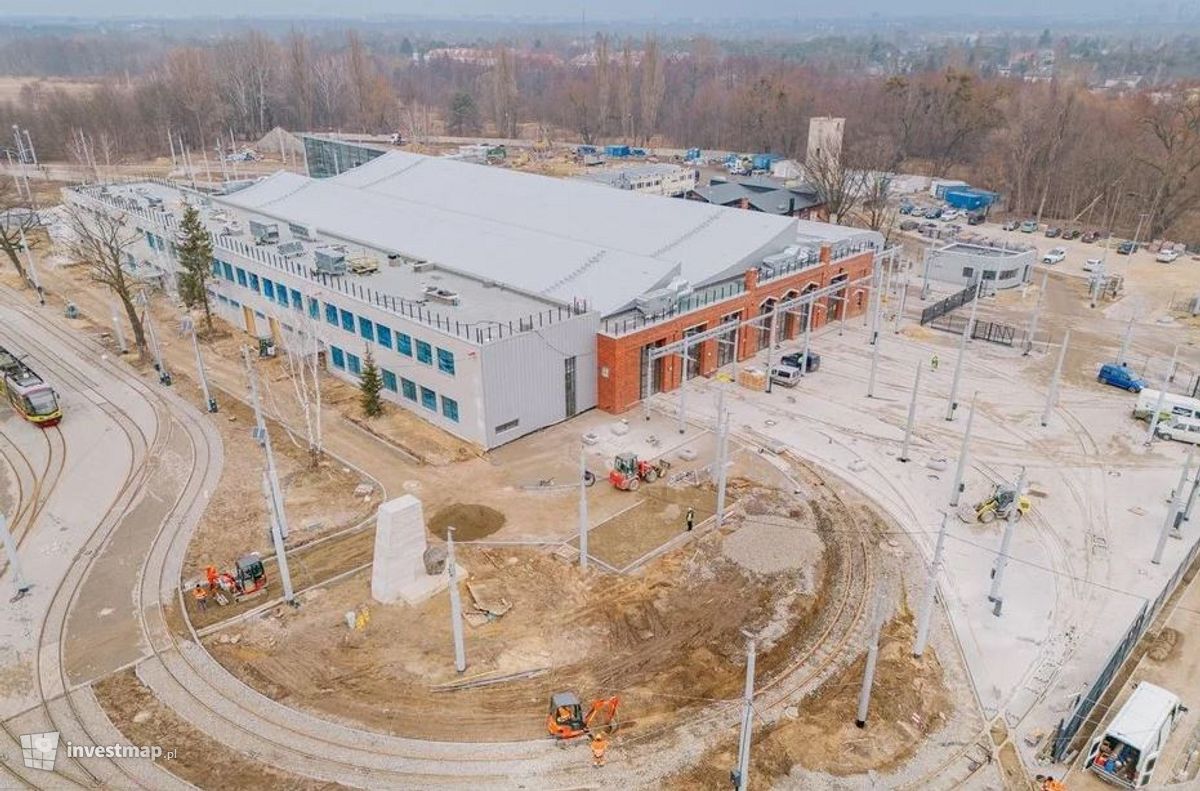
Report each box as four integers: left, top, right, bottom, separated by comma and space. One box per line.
312, 247, 347, 276
412, 260, 434, 273
249, 219, 280, 245
277, 240, 305, 258
423, 285, 460, 306
288, 222, 318, 241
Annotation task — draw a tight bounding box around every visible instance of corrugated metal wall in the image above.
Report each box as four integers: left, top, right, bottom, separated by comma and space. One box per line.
479, 311, 600, 447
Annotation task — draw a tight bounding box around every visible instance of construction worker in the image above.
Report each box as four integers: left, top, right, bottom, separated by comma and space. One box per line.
590, 731, 608, 768
192, 583, 208, 612
1036, 775, 1066, 791
685, 506, 695, 532
931, 353, 940, 371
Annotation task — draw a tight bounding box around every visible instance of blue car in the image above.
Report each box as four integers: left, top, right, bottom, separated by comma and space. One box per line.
1097, 363, 1145, 392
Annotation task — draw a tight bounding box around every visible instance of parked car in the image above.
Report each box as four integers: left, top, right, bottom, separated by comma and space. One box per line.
781, 351, 821, 372
941, 209, 960, 221
899, 219, 920, 231
1117, 240, 1137, 255
1082, 230, 1100, 243
1041, 247, 1067, 264
1156, 249, 1180, 263
1044, 226, 1062, 238
1063, 229, 1082, 240
1156, 417, 1200, 444
1083, 258, 1103, 272
769, 364, 803, 388
1002, 219, 1020, 231
899, 202, 915, 215
1097, 363, 1145, 392
1020, 220, 1038, 233
967, 211, 986, 225
924, 207, 943, 219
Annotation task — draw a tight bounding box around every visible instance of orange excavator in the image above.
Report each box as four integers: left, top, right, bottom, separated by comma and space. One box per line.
204, 553, 268, 604
547, 692, 620, 739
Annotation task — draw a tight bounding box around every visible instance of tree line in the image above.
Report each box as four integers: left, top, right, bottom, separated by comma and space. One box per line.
1, 30, 1199, 242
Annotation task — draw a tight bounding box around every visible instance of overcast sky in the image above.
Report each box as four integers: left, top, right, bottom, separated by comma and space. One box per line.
0, 0, 1165, 20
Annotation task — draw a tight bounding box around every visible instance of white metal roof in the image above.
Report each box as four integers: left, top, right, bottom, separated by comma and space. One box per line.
1106, 682, 1180, 751
218, 152, 797, 315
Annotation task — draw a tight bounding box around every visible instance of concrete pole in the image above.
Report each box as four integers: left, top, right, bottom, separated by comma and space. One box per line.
578, 447, 589, 570
168, 128, 177, 168
1168, 344, 1180, 384
1169, 448, 1193, 540
914, 513, 949, 657
446, 527, 467, 672
1024, 270, 1049, 356
898, 362, 923, 463
261, 471, 295, 604
1153, 451, 1192, 564
1041, 330, 1070, 427
715, 388, 730, 527
855, 590, 885, 728
110, 301, 129, 354
764, 309, 777, 394
678, 337, 689, 434
141, 294, 171, 385
987, 467, 1026, 615
945, 304, 972, 422
1184, 469, 1200, 524
964, 277, 981, 344
189, 319, 217, 413
243, 348, 290, 541
1146, 377, 1171, 447
867, 327, 881, 399
23, 129, 36, 169
801, 299, 814, 376
17, 225, 44, 304
0, 511, 32, 597
1117, 318, 1134, 367
893, 267, 910, 335
949, 395, 977, 507
870, 260, 884, 342
734, 631, 757, 791
920, 247, 932, 300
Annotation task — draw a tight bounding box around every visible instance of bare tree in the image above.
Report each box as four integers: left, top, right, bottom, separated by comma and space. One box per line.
617, 40, 636, 142
278, 307, 323, 463
639, 36, 666, 145
804, 145, 869, 225
0, 179, 35, 283
1138, 94, 1200, 239
63, 204, 148, 356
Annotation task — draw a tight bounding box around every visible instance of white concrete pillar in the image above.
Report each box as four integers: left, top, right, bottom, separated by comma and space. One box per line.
372, 495, 451, 605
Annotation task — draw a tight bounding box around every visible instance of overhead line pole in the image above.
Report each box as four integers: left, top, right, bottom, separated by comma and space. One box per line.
0, 511, 32, 599
898, 362, 922, 463
715, 387, 730, 527
447, 526, 467, 672
987, 467, 1026, 616
914, 513, 948, 657
578, 446, 589, 570
1041, 330, 1070, 427
949, 395, 977, 507
733, 631, 757, 791
1153, 449, 1193, 565
1024, 270, 1049, 356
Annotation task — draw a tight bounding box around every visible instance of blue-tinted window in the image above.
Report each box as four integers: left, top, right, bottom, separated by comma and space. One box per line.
340, 309, 354, 332
441, 396, 459, 423
330, 346, 345, 369
236, 268, 248, 287
221, 262, 234, 281
347, 352, 361, 376
416, 340, 432, 365
308, 297, 320, 319
248, 273, 260, 291
376, 325, 392, 349
420, 386, 437, 411
211, 259, 221, 276
291, 289, 303, 310
436, 348, 455, 375
382, 369, 398, 392
262, 278, 275, 299
277, 288, 289, 307
358, 316, 374, 341
401, 378, 417, 401
397, 333, 412, 356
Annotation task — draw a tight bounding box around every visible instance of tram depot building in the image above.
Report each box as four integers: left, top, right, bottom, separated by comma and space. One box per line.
66, 147, 883, 449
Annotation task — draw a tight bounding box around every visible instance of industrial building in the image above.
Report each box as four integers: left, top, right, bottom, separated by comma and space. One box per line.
66, 148, 883, 447
577, 163, 699, 197
923, 242, 1034, 291
689, 176, 825, 219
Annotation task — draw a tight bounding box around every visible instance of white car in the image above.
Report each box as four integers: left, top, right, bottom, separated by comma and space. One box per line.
1083, 258, 1103, 272
1156, 249, 1180, 263
941, 209, 959, 221
1041, 247, 1067, 264
1157, 418, 1200, 444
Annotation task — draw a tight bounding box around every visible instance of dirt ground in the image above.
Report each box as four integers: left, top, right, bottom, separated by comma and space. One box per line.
94, 669, 347, 791
204, 465, 836, 744
427, 503, 506, 541
577, 482, 720, 569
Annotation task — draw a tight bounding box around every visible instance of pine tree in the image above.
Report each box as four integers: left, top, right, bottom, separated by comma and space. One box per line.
359, 347, 384, 418
176, 202, 215, 333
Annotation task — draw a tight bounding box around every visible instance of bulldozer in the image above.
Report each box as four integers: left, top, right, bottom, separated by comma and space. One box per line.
974, 483, 1031, 523
608, 452, 671, 492
547, 692, 619, 740
204, 553, 268, 604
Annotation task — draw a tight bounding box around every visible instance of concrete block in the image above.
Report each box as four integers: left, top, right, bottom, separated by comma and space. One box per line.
371, 495, 460, 606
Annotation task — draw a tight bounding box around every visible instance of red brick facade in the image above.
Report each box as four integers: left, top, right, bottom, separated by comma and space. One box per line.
596, 247, 875, 413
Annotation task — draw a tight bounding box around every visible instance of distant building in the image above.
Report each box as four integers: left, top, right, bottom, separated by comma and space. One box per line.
578, 163, 698, 197
690, 176, 825, 220
806, 117, 845, 170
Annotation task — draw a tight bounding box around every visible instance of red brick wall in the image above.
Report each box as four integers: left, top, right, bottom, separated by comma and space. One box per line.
596, 249, 874, 413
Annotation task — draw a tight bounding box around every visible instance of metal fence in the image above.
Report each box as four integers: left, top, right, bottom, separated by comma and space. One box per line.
920, 281, 978, 326
1050, 533, 1200, 762
927, 313, 1021, 347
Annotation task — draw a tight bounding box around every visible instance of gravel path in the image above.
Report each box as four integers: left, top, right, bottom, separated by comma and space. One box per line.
722, 513, 825, 578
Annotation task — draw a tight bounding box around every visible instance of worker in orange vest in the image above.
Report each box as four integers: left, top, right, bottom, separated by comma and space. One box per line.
1037, 775, 1066, 791
192, 583, 208, 612
590, 731, 608, 768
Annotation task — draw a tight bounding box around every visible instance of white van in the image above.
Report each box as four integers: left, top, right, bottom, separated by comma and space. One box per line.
1085, 682, 1186, 788
769, 364, 802, 388
1157, 416, 1200, 445
1134, 389, 1200, 422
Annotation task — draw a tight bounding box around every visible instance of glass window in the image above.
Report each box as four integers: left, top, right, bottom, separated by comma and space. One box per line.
262, 278, 275, 299
416, 340, 432, 365
441, 396, 459, 422
420, 386, 437, 411
401, 378, 417, 401
436, 347, 455, 375
358, 316, 374, 341
325, 302, 338, 326
308, 297, 320, 319
211, 259, 221, 276
248, 273, 260, 292
376, 325, 392, 349
291, 289, 302, 310
397, 333, 413, 356
221, 262, 234, 281
382, 369, 398, 392
330, 346, 345, 370
347, 353, 361, 375
340, 309, 354, 332
236, 268, 248, 287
